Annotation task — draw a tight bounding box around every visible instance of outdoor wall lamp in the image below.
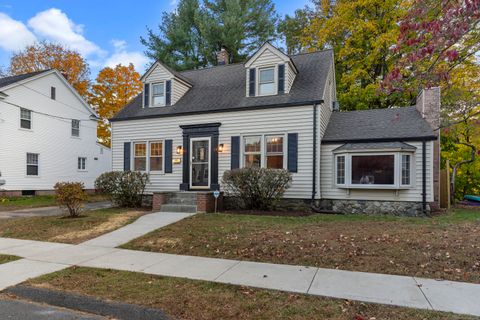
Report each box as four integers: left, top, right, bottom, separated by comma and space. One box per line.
217, 144, 224, 153
176, 146, 183, 155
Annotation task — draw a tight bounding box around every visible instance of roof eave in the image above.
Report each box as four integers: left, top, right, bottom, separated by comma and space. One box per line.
322, 136, 438, 144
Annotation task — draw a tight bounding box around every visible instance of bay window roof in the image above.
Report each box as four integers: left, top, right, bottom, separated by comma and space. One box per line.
333, 142, 417, 153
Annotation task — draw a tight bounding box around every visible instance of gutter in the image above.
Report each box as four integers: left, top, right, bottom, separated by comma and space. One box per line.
109, 99, 324, 122
422, 141, 428, 216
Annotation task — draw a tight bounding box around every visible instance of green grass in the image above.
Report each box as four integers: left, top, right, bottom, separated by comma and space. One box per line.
0, 194, 109, 211
0, 254, 20, 264
123, 208, 480, 283
0, 208, 145, 244
27, 267, 473, 320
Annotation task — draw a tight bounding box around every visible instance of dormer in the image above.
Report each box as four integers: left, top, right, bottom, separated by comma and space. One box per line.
140, 61, 192, 108
245, 42, 298, 97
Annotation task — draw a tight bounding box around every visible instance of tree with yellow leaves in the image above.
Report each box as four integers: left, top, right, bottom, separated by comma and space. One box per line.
9, 41, 91, 98
89, 64, 142, 147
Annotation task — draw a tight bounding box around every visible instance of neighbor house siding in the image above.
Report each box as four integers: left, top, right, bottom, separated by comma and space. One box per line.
0, 72, 111, 191
319, 141, 434, 202
111, 105, 316, 198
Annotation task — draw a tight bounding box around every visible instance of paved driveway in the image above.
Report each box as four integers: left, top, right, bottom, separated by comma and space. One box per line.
0, 201, 112, 219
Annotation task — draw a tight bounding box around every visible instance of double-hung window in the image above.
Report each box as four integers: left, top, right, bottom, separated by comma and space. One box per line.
258, 67, 275, 95
336, 155, 345, 185
152, 82, 165, 106
71, 119, 80, 137
401, 154, 411, 185
149, 141, 164, 172
133, 142, 147, 171
20, 108, 32, 129
243, 136, 262, 168
265, 135, 284, 169
26, 153, 39, 176
78, 157, 87, 171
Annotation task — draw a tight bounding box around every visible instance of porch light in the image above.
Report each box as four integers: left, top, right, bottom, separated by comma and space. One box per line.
217, 144, 224, 153
176, 146, 183, 155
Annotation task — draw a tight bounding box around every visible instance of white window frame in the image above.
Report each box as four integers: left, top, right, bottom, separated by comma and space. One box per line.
265, 134, 286, 169
71, 119, 80, 137
335, 155, 346, 186
133, 141, 148, 172
78, 157, 87, 171
151, 82, 166, 107
257, 66, 277, 96
20, 108, 32, 130
334, 151, 414, 189
149, 140, 165, 173
401, 153, 412, 186
26, 153, 39, 177
241, 133, 287, 169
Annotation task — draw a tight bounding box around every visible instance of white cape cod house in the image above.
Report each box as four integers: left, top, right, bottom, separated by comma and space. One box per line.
0, 69, 111, 196
111, 43, 440, 215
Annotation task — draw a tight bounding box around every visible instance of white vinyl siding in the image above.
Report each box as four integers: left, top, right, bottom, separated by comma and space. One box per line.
172, 79, 189, 105
285, 64, 296, 93
0, 71, 111, 191
143, 63, 190, 106
112, 105, 316, 199
320, 141, 433, 202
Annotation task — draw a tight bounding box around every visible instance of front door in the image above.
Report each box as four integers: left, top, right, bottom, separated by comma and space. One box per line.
190, 137, 210, 189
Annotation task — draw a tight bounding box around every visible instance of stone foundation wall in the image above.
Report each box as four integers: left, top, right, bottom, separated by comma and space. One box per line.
320, 199, 430, 216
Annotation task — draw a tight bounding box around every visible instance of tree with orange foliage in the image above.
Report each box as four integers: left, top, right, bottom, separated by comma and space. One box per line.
9, 41, 91, 98
90, 63, 142, 147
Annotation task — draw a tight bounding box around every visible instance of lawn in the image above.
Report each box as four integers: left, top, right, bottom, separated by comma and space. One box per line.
123, 208, 480, 284
0, 208, 145, 244
0, 194, 109, 211
26, 267, 472, 320
0, 254, 20, 264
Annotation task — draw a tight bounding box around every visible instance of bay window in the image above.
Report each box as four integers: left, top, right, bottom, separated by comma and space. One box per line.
335, 152, 414, 188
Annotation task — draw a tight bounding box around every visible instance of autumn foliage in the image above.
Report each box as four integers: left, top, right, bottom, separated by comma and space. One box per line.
89, 63, 142, 147
10, 41, 91, 98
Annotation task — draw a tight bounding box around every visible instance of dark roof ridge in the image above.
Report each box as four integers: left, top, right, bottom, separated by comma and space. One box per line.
334, 106, 417, 114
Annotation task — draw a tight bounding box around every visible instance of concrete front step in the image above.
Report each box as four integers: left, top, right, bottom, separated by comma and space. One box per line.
160, 204, 197, 213
166, 198, 197, 205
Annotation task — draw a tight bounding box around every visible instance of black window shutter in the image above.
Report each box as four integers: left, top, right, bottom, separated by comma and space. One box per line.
123, 142, 131, 171
231, 136, 240, 169
287, 133, 298, 173
165, 139, 172, 173
248, 69, 256, 97
278, 64, 285, 94
165, 80, 172, 106
143, 83, 149, 107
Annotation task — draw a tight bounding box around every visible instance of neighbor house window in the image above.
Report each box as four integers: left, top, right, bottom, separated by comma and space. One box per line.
258, 67, 275, 95
244, 136, 261, 168
265, 135, 283, 169
71, 119, 80, 137
149, 141, 164, 172
351, 155, 395, 185
152, 82, 165, 106
336, 155, 345, 185
134, 142, 147, 171
401, 154, 411, 185
26, 153, 39, 176
20, 108, 32, 129
51, 86, 56, 100
78, 157, 86, 171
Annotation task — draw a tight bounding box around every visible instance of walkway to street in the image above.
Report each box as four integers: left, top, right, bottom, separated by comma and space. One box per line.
0, 211, 479, 317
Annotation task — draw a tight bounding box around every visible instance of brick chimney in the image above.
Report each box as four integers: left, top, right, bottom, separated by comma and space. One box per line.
416, 87, 441, 206
216, 46, 229, 65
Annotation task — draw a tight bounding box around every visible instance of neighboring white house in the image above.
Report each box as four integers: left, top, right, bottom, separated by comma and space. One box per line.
110, 42, 440, 215
0, 69, 111, 195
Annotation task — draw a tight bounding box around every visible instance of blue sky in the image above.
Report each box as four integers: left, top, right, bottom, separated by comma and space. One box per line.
0, 0, 309, 77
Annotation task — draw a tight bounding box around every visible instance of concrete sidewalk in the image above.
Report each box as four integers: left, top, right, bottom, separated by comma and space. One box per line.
0, 211, 479, 317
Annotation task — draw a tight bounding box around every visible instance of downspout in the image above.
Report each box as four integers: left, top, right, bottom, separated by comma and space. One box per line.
311, 103, 317, 202
422, 140, 428, 215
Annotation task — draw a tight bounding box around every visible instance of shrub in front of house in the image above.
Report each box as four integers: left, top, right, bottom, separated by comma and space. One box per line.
95, 171, 149, 208
222, 167, 292, 210
54, 182, 87, 218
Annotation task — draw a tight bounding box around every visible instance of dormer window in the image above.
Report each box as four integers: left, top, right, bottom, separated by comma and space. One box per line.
258, 67, 275, 96
152, 82, 165, 106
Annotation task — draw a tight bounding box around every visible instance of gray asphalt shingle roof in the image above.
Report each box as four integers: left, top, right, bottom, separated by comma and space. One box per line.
112, 50, 333, 121
332, 142, 417, 152
0, 70, 51, 89
323, 107, 436, 143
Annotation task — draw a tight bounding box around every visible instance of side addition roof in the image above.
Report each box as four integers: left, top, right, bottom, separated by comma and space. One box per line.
323, 106, 437, 143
